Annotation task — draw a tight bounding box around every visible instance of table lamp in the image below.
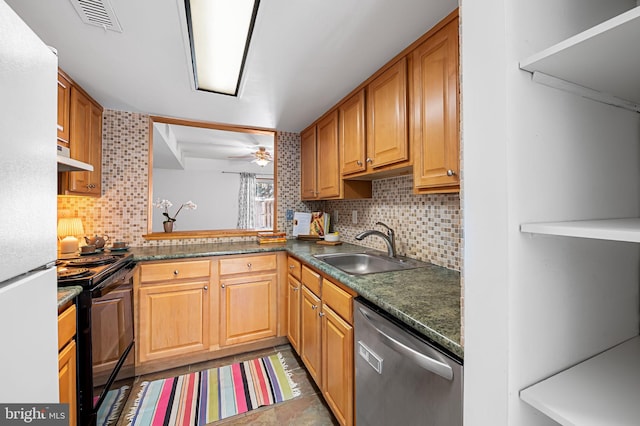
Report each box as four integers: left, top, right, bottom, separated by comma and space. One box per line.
57, 217, 85, 254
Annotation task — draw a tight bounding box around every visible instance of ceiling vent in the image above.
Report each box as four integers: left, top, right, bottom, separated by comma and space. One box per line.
69, 0, 123, 32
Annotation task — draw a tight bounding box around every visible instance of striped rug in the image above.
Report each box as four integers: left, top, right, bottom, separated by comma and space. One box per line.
126, 353, 300, 425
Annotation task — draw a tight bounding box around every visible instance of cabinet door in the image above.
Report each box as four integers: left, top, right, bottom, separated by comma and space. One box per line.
287, 275, 301, 355
220, 272, 277, 346
316, 110, 341, 199
59, 340, 77, 426
340, 89, 366, 175
67, 88, 102, 196
138, 281, 209, 363
300, 126, 318, 200
301, 285, 322, 384
88, 102, 102, 194
322, 304, 353, 426
68, 88, 92, 193
57, 71, 70, 146
411, 17, 459, 191
92, 286, 133, 385
367, 57, 409, 169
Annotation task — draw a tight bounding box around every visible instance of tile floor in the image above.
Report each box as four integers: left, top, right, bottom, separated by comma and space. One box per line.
116, 344, 339, 425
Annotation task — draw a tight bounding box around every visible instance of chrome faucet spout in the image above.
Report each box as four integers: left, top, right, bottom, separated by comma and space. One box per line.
355, 223, 397, 258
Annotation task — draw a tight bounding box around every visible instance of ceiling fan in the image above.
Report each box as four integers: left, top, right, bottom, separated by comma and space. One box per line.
228, 146, 273, 166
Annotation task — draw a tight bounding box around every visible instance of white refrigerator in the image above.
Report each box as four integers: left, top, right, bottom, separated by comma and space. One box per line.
0, 0, 60, 403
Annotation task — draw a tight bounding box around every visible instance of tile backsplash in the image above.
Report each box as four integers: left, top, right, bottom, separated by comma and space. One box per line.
58, 110, 461, 271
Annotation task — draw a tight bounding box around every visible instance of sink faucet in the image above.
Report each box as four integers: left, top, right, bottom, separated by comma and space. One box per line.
355, 221, 397, 258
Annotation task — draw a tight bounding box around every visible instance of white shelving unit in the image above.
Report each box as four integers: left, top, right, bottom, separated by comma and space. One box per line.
520, 336, 640, 426
519, 6, 640, 112
518, 5, 640, 424
520, 218, 640, 243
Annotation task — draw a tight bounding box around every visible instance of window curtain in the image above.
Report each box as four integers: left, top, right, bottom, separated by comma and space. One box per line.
237, 172, 256, 229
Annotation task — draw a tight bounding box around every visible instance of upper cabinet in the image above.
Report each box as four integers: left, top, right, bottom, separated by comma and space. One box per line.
301, 111, 372, 201
301, 9, 460, 195
58, 71, 103, 197
410, 16, 460, 193
57, 71, 71, 147
339, 89, 366, 175
366, 58, 410, 172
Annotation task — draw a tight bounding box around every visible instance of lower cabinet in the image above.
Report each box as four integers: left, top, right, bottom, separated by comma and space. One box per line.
286, 256, 302, 354
301, 285, 323, 384
219, 272, 277, 346
58, 304, 77, 426
299, 264, 355, 426
135, 253, 281, 370
138, 281, 210, 363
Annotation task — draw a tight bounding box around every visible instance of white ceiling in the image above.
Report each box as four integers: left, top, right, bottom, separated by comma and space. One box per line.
5, 0, 457, 133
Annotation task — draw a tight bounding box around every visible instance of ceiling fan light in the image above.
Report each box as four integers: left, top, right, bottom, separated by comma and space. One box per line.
185, 0, 260, 96
255, 158, 270, 167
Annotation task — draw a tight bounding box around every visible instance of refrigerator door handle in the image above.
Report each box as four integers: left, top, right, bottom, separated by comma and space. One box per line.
358, 307, 454, 381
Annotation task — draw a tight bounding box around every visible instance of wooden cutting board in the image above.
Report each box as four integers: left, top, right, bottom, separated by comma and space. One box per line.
316, 240, 342, 246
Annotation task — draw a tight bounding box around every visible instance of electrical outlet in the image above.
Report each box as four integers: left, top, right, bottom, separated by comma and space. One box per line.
352, 210, 358, 224
286, 209, 294, 220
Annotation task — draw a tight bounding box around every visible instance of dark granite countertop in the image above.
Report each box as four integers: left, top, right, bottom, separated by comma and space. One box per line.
57, 285, 82, 311
129, 240, 463, 359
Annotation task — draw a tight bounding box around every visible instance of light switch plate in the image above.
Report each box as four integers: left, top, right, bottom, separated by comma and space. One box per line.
286, 209, 294, 220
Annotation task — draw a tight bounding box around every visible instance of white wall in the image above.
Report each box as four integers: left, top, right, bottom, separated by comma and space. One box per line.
152, 157, 274, 232
462, 1, 640, 425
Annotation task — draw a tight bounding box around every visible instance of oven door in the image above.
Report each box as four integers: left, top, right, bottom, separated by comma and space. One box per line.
91, 266, 135, 415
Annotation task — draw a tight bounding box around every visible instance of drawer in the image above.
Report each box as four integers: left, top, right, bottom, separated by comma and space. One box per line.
140, 260, 211, 283
58, 304, 76, 351
219, 254, 277, 276
322, 279, 353, 324
301, 265, 321, 296
287, 256, 301, 280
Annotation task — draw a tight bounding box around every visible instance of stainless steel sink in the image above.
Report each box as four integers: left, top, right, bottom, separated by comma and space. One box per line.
314, 252, 423, 275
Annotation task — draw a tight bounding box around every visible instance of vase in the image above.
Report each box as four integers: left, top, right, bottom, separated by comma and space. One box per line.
163, 221, 174, 233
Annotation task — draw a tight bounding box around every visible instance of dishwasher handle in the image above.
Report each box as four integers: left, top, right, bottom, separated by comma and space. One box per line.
358, 307, 454, 381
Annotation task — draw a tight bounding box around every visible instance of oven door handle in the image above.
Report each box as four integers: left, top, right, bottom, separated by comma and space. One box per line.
95, 267, 134, 297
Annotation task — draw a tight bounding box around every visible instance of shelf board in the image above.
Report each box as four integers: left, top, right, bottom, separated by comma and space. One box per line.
519, 6, 640, 110
520, 336, 640, 426
520, 218, 640, 243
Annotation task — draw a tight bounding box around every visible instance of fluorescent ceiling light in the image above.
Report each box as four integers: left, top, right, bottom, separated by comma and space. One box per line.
185, 0, 260, 96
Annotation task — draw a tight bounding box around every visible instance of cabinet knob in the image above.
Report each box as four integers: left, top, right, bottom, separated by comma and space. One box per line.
356, 160, 363, 166
203, 286, 208, 291
289, 265, 294, 270
293, 287, 299, 292
447, 169, 457, 176
366, 157, 373, 164
221, 284, 226, 289
311, 304, 318, 310
319, 312, 325, 317
247, 263, 252, 269
173, 270, 179, 275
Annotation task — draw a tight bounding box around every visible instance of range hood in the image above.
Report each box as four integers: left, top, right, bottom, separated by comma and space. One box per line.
57, 145, 93, 172
57, 155, 93, 172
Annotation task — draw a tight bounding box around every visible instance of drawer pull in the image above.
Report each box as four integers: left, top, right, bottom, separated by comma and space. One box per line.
247, 263, 252, 269
289, 265, 294, 270
293, 287, 299, 292
173, 270, 179, 275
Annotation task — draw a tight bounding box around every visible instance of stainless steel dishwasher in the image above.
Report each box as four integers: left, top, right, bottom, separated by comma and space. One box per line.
354, 298, 463, 425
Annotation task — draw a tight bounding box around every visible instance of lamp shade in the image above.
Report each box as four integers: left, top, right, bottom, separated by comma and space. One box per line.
57, 217, 84, 239
57, 217, 84, 254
